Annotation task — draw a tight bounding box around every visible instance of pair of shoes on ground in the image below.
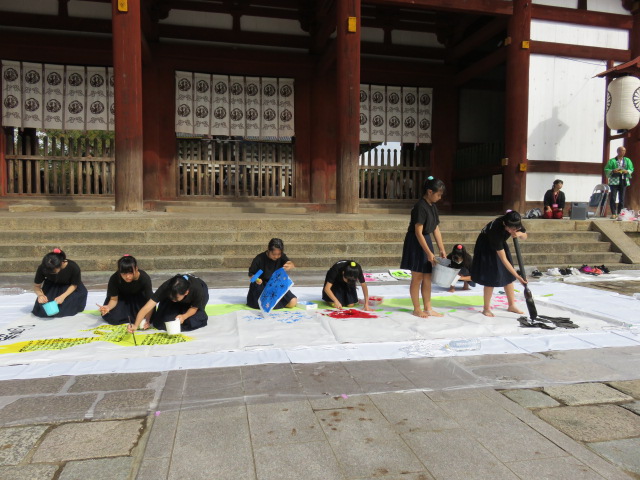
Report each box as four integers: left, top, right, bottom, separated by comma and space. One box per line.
579, 264, 610, 275
531, 269, 543, 278
547, 267, 579, 276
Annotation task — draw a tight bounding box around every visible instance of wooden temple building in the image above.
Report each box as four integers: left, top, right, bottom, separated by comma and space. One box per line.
1, 0, 640, 213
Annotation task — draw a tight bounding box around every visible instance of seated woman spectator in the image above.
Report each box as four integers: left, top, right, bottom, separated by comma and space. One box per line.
543, 179, 565, 219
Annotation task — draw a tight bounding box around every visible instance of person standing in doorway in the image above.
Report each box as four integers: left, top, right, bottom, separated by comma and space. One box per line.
605, 146, 634, 219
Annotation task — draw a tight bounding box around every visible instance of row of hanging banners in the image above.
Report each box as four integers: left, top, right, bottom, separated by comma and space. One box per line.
1, 60, 114, 131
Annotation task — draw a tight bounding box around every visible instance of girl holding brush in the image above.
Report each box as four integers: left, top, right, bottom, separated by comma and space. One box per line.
470, 210, 528, 317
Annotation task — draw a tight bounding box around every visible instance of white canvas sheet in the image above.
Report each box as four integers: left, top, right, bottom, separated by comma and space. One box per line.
229, 75, 246, 137
22, 62, 44, 129
261, 77, 278, 139
386, 86, 402, 142
359, 84, 370, 142
193, 73, 211, 135
418, 87, 433, 144
1, 60, 22, 127
86, 66, 109, 131
64, 65, 86, 130
370, 85, 386, 142
244, 77, 261, 138
175, 71, 194, 134
278, 78, 294, 139
211, 74, 230, 136
44, 64, 65, 130
402, 86, 418, 143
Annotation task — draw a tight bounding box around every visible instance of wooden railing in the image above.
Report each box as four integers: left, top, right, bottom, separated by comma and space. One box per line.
359, 146, 430, 200
453, 142, 503, 203
177, 139, 295, 198
5, 135, 115, 195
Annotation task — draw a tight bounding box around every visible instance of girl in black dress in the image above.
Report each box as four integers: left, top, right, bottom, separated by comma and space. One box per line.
322, 260, 372, 310
98, 255, 153, 325
470, 211, 528, 317
247, 238, 297, 309
128, 274, 209, 332
32, 248, 88, 318
400, 177, 447, 318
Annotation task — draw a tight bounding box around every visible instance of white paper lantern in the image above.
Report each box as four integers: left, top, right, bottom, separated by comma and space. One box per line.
606, 76, 640, 130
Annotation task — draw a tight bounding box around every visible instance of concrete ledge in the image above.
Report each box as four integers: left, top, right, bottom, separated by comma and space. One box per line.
591, 220, 640, 264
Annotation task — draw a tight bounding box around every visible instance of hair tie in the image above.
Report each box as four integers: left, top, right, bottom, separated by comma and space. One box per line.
456, 245, 462, 250
123, 254, 130, 257
350, 261, 356, 267
182, 275, 189, 280
53, 248, 61, 254
506, 209, 512, 213
427, 176, 434, 180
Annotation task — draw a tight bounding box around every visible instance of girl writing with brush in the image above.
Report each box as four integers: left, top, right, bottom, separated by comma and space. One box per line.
470, 210, 528, 317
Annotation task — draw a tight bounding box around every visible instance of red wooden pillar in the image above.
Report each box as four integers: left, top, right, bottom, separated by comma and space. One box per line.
503, 0, 531, 213
430, 84, 458, 212
335, 0, 361, 214
112, 0, 144, 211
624, 8, 640, 211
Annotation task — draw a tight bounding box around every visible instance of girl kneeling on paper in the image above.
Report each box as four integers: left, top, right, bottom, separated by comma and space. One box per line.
322, 260, 372, 311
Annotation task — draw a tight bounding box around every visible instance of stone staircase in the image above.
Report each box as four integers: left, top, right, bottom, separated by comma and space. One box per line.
0, 211, 631, 273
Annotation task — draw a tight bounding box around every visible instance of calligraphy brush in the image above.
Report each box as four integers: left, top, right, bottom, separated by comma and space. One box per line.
128, 315, 137, 346
512, 237, 538, 322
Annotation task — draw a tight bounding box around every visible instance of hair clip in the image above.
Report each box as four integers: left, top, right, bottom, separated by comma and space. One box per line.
350, 261, 356, 267
123, 254, 130, 257
53, 248, 61, 254
427, 176, 434, 180
506, 209, 512, 213
456, 244, 462, 250
182, 275, 189, 280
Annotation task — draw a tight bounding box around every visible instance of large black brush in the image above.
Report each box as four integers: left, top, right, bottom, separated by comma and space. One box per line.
512, 237, 538, 321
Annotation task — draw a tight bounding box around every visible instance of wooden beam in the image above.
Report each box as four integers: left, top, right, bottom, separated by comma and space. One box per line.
454, 47, 506, 86
526, 160, 602, 175
531, 4, 632, 30
530, 40, 630, 62
364, 0, 513, 16
155, 0, 300, 19
448, 16, 508, 61
0, 12, 111, 34
361, 42, 446, 60
310, 0, 337, 53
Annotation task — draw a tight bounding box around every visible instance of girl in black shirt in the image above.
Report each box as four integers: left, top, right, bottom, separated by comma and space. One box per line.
470, 211, 528, 317
322, 260, 371, 310
32, 248, 88, 318
247, 238, 297, 309
399, 177, 447, 318
98, 255, 153, 325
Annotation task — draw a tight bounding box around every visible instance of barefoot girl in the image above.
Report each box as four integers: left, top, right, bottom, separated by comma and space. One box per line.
98, 255, 153, 325
322, 260, 372, 311
400, 176, 446, 318
470, 210, 528, 317
32, 248, 88, 318
247, 238, 297, 309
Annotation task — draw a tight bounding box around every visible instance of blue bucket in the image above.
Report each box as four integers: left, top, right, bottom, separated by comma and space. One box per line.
43, 301, 59, 316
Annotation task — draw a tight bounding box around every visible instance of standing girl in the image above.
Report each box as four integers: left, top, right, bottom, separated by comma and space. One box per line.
98, 255, 153, 325
32, 248, 88, 318
322, 260, 372, 311
470, 211, 528, 317
400, 176, 447, 318
247, 238, 297, 309
128, 274, 209, 332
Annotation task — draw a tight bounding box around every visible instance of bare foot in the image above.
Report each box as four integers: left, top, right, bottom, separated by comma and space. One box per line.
425, 310, 444, 317
447, 287, 455, 293
482, 309, 495, 317
413, 309, 429, 318
507, 306, 524, 314
462, 284, 470, 291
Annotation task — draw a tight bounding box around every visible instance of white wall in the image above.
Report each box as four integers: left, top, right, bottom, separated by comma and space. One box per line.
532, 0, 578, 7
588, 0, 628, 15
531, 20, 628, 49
526, 173, 602, 203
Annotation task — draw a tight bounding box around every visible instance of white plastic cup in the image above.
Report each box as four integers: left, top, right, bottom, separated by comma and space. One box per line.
165, 320, 181, 335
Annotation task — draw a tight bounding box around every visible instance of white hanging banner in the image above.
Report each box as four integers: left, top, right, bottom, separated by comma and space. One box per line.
86, 66, 108, 131
370, 85, 386, 143
402, 87, 418, 143
278, 78, 294, 139
107, 67, 115, 131
44, 64, 65, 130
193, 73, 211, 135
1, 61, 22, 128
359, 84, 370, 143
211, 75, 230, 136
386, 86, 402, 142
244, 76, 261, 138
418, 87, 433, 144
175, 71, 194, 134
64, 65, 86, 130
21, 63, 43, 129
229, 76, 246, 137
261, 77, 278, 139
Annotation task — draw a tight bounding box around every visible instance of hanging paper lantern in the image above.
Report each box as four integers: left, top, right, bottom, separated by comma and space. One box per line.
606, 76, 640, 130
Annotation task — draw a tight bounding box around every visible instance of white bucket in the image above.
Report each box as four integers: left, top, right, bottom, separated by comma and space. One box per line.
165, 320, 181, 335
432, 258, 461, 288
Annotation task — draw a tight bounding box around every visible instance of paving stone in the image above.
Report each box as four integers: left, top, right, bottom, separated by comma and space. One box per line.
543, 383, 633, 406
403, 429, 518, 480
0, 394, 97, 426
136, 456, 171, 480
181, 367, 244, 408
434, 394, 522, 428
67, 372, 161, 393
315, 403, 424, 478
293, 362, 364, 397
0, 425, 48, 466
0, 377, 68, 397
389, 358, 480, 390
32, 419, 143, 462
242, 363, 304, 404
343, 360, 415, 393
58, 456, 133, 480
588, 438, 640, 476
308, 393, 373, 411
142, 410, 179, 458
536, 405, 640, 443
527, 353, 618, 382
247, 399, 323, 447
455, 353, 541, 367
352, 474, 434, 480
426, 388, 490, 403
608, 380, 640, 399
93, 389, 156, 419
168, 405, 254, 480
502, 389, 561, 409
0, 464, 59, 480
253, 441, 344, 480
621, 401, 640, 415
505, 456, 609, 480
470, 365, 545, 385
369, 392, 459, 434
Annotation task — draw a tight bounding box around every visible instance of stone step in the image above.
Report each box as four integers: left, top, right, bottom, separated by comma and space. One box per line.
163, 205, 310, 215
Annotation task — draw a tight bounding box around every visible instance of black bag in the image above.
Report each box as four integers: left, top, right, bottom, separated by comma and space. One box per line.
589, 192, 603, 207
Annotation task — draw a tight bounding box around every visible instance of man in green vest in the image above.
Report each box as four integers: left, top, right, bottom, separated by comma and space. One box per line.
605, 146, 634, 219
